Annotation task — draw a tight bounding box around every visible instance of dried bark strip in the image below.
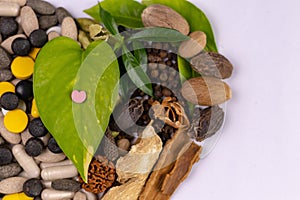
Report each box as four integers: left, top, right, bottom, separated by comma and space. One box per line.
139, 127, 191, 200
161, 142, 202, 196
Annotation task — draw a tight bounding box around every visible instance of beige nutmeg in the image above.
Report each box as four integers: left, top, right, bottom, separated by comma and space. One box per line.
179, 31, 207, 58
142, 4, 190, 35
181, 76, 232, 106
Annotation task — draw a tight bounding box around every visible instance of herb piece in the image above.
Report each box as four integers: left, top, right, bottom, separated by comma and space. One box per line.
122, 45, 153, 96
142, 0, 218, 52
177, 56, 192, 82
132, 41, 147, 72
34, 37, 119, 182
128, 27, 189, 42
84, 0, 146, 28
99, 4, 119, 35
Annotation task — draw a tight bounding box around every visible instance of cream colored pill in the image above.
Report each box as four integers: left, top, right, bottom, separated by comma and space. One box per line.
74, 192, 87, 200
40, 159, 73, 169
41, 180, 52, 188
0, 0, 26, 6
0, 177, 27, 194
12, 144, 40, 178
35, 148, 66, 163
81, 190, 97, 200
0, 2, 20, 17
41, 165, 78, 181
41, 189, 75, 200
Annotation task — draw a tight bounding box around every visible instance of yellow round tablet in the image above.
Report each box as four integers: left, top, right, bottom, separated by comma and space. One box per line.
0, 82, 15, 97
3, 192, 33, 200
4, 109, 28, 134
11, 56, 34, 80
29, 48, 40, 60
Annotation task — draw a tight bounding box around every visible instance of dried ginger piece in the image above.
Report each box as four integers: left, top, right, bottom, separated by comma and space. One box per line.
161, 142, 202, 196
102, 126, 162, 200
139, 127, 191, 200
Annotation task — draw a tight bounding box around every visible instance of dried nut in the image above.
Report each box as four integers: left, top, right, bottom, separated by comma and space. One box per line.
181, 76, 232, 106
61, 17, 78, 40
79, 156, 116, 194
0, 2, 20, 17
89, 24, 109, 41
191, 52, 234, 79
117, 138, 130, 151
142, 4, 190, 35
188, 106, 224, 142
20, 6, 39, 36
179, 31, 207, 58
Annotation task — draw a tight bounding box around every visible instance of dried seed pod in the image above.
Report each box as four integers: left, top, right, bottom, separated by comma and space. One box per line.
181, 76, 232, 106
188, 106, 224, 142
102, 129, 118, 161
142, 4, 190, 35
191, 52, 234, 79
78, 30, 91, 49
76, 18, 97, 32
179, 31, 207, 58
89, 24, 109, 41
79, 156, 116, 194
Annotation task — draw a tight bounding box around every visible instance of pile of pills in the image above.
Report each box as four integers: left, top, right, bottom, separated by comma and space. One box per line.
0, 0, 98, 199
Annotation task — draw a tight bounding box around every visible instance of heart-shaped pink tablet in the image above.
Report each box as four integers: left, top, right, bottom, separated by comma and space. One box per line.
71, 90, 87, 104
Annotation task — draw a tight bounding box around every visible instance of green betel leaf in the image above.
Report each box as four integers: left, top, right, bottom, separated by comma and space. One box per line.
142, 0, 218, 52
84, 0, 146, 28
178, 56, 192, 82
99, 4, 119, 35
122, 45, 153, 96
129, 27, 189, 42
34, 37, 119, 182
132, 41, 147, 72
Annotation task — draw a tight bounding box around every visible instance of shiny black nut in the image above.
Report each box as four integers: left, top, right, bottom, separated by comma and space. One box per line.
15, 80, 33, 101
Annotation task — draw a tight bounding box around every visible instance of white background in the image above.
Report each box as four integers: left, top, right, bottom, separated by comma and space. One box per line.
48, 0, 300, 199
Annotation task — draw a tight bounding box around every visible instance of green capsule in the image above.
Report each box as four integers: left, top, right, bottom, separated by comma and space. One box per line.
76, 18, 97, 32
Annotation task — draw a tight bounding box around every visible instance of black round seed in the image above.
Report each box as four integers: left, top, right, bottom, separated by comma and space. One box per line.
29, 29, 48, 48
12, 38, 32, 56
0, 17, 18, 38
47, 137, 62, 153
23, 178, 43, 197
15, 80, 33, 101
25, 137, 44, 157
0, 92, 19, 110
28, 118, 48, 137
0, 146, 13, 166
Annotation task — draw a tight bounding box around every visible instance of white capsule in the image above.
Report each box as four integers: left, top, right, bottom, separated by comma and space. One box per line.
35, 148, 66, 163
41, 180, 52, 188
40, 159, 73, 169
81, 189, 97, 200
41, 165, 78, 181
18, 171, 30, 178
41, 189, 75, 200
0, 0, 26, 6
12, 144, 40, 178
0, 2, 20, 17
21, 128, 32, 145
74, 191, 87, 200
0, 117, 21, 144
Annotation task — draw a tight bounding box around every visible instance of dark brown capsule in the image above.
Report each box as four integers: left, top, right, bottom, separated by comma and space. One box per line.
188, 106, 224, 142
191, 52, 233, 79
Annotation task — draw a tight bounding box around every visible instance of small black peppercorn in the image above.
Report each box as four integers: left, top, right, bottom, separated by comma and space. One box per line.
28, 118, 48, 137
0, 17, 18, 38
15, 80, 33, 101
0, 92, 19, 110
47, 137, 62, 153
12, 38, 32, 56
23, 178, 44, 197
25, 137, 44, 157
29, 29, 48, 48
0, 146, 13, 166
